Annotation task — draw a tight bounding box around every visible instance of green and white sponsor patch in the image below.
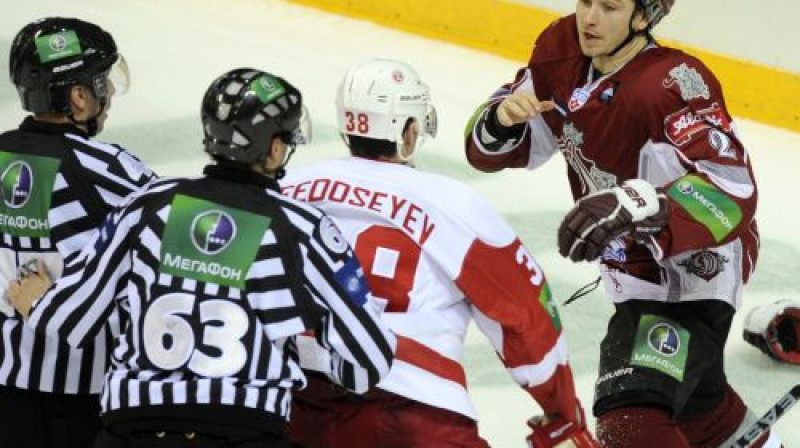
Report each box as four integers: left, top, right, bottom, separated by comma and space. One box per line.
0, 151, 60, 237
630, 314, 690, 382
250, 74, 285, 104
668, 174, 743, 242
34, 30, 82, 63
538, 282, 562, 333
160, 195, 271, 289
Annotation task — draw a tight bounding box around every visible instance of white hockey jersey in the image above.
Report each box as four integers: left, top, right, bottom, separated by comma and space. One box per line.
282, 156, 579, 421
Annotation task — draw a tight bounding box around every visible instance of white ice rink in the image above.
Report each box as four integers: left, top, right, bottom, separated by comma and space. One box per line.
1, 0, 799, 446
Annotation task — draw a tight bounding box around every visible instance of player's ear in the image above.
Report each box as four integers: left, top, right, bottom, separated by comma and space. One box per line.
632, 5, 649, 32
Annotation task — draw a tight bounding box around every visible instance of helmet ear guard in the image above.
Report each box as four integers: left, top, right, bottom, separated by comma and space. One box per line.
336, 58, 437, 161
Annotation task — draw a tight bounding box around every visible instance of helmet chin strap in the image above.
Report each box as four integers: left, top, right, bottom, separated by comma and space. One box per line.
68, 96, 107, 137
272, 144, 296, 180
607, 9, 650, 57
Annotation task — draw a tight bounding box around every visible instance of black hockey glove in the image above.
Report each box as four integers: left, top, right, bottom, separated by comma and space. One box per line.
743, 299, 800, 365
558, 180, 668, 262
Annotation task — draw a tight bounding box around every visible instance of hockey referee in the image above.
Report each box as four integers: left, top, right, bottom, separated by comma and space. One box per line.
7, 68, 396, 448
0, 17, 156, 448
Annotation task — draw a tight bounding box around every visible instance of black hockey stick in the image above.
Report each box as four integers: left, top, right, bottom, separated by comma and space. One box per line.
726, 384, 800, 448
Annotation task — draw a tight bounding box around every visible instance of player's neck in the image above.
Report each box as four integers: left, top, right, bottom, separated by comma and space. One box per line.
591, 35, 649, 75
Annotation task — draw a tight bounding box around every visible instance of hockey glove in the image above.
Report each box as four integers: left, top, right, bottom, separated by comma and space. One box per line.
558, 179, 668, 262
743, 299, 800, 365
526, 415, 600, 448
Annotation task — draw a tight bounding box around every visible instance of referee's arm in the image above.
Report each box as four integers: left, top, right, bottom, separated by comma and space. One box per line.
300, 225, 396, 394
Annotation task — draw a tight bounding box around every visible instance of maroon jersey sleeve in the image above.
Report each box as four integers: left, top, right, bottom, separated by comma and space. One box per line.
464, 16, 581, 173
637, 51, 758, 263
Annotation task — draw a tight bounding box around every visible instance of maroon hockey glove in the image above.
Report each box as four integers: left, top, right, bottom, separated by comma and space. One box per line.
526, 415, 600, 448
744, 299, 800, 365
558, 180, 668, 262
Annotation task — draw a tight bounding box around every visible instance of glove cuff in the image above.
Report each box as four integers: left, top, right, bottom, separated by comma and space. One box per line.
743, 300, 800, 364
614, 179, 662, 222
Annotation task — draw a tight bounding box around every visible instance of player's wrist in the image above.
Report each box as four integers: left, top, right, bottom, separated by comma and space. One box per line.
480, 104, 526, 143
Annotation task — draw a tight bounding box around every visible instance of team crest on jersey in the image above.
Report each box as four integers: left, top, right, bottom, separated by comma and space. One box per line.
663, 63, 710, 101
678, 250, 729, 281
568, 87, 591, 112
559, 122, 617, 194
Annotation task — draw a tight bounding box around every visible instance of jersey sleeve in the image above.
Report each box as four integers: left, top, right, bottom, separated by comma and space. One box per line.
70, 137, 156, 207
641, 55, 757, 259
27, 201, 136, 347
464, 17, 572, 173
298, 213, 396, 394
455, 236, 581, 422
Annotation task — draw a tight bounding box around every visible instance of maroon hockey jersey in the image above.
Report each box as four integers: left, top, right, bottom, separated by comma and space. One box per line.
466, 15, 758, 307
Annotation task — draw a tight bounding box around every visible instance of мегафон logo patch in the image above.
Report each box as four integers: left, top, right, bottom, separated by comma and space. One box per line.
191, 210, 236, 255
2, 161, 33, 209
647, 323, 681, 357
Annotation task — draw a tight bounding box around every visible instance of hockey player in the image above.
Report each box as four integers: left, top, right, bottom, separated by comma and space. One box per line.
0, 17, 155, 448
743, 300, 800, 365
464, 0, 782, 446
7, 68, 396, 448
281, 58, 598, 448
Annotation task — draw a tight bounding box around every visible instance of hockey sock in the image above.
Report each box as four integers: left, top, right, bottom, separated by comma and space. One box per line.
596, 407, 690, 447
678, 386, 782, 448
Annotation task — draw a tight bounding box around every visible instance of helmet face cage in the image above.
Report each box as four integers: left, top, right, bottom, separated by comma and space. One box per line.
201, 68, 309, 165
9, 17, 121, 114
336, 58, 437, 158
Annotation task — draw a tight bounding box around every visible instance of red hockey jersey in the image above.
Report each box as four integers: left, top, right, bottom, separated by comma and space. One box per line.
466, 15, 758, 308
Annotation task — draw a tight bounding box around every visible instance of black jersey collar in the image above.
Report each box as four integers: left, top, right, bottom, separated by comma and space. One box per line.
203, 163, 280, 192
19, 116, 89, 138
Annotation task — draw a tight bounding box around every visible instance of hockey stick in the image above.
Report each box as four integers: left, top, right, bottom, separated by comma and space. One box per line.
726, 384, 800, 448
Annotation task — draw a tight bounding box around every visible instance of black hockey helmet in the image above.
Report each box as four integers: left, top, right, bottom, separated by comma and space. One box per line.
201, 68, 311, 166
9, 17, 128, 115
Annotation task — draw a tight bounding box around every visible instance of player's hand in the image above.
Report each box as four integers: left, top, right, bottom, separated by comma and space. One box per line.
526, 414, 600, 448
743, 299, 800, 365
558, 179, 668, 262
496, 91, 555, 127
7, 259, 52, 318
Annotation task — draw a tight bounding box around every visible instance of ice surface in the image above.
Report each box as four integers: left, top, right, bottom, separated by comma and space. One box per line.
1, 1, 798, 445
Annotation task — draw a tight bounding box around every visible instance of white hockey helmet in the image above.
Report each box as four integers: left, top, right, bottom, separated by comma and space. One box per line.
336, 58, 437, 160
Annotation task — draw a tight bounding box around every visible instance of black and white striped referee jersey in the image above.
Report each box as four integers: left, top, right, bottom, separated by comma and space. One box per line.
25, 163, 395, 426
0, 118, 155, 394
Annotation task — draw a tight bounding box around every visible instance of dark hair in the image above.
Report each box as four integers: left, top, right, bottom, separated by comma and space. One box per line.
346, 118, 414, 159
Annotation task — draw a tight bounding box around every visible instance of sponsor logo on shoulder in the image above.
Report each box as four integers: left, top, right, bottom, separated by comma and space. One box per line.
663, 63, 710, 101
664, 103, 731, 147
678, 250, 729, 281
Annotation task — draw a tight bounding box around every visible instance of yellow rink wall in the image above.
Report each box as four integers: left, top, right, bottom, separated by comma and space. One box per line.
285, 0, 800, 133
